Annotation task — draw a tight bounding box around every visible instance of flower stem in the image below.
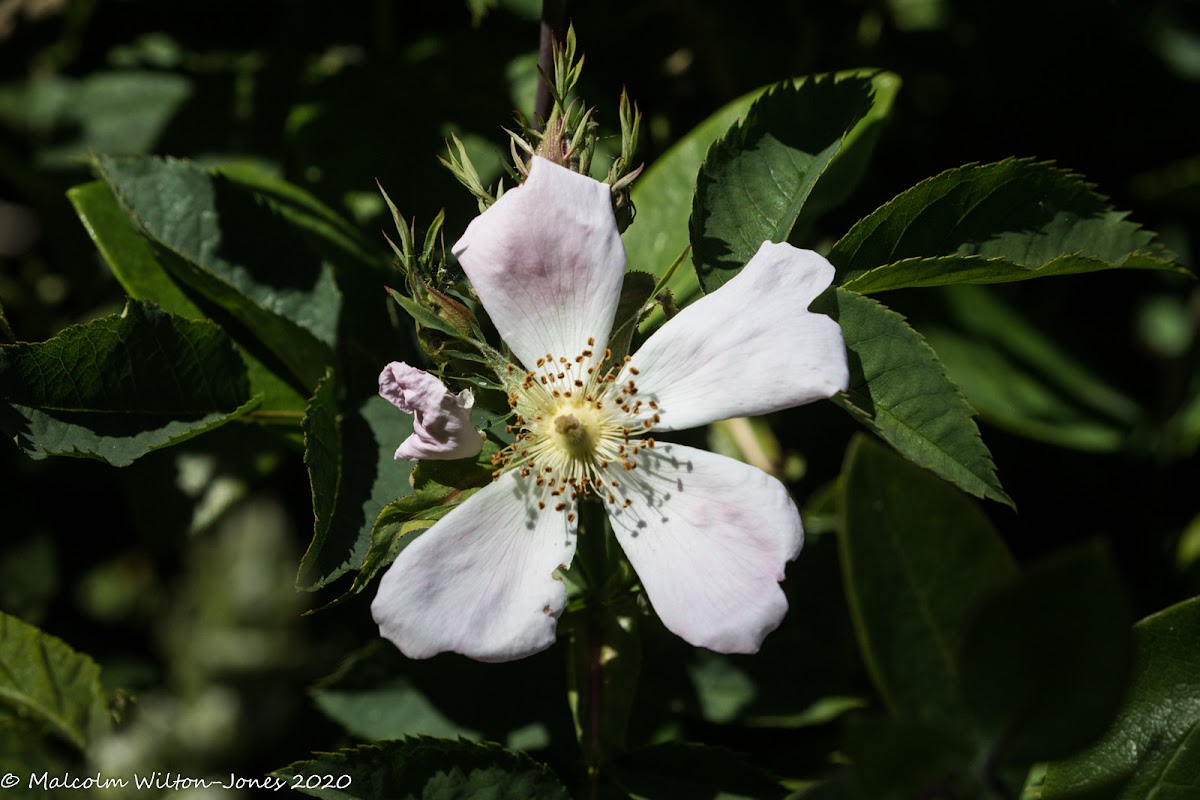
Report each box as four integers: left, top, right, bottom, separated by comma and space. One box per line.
567, 499, 641, 793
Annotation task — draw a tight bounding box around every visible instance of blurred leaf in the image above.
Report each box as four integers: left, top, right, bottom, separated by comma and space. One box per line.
93, 155, 341, 391
814, 288, 1011, 506
312, 641, 563, 750
0, 300, 258, 466
958, 543, 1132, 768
610, 743, 788, 800
832, 160, 1185, 291
297, 392, 416, 591
69, 179, 309, 417
1042, 596, 1200, 800
0, 72, 191, 167
275, 737, 571, 800
692, 72, 898, 294
922, 285, 1141, 452
0, 721, 81, 798
840, 435, 1017, 730
624, 70, 896, 328
0, 611, 110, 752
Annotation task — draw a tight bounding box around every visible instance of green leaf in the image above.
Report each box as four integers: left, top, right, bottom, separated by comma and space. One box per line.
0, 611, 110, 752
814, 288, 1011, 506
93, 155, 340, 391
623, 70, 897, 327
921, 285, 1142, 452
958, 543, 1132, 768
0, 71, 191, 167
68, 179, 309, 417
610, 743, 788, 800
692, 72, 899, 294
68, 180, 203, 318
839, 435, 1017, 730
296, 392, 416, 591
0, 300, 258, 466
1042, 596, 1200, 800
832, 160, 1186, 291
302, 368, 342, 586
274, 737, 571, 800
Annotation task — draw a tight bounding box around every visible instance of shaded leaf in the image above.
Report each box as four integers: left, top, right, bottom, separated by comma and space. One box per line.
839, 435, 1017, 729
813, 288, 1011, 505
958, 543, 1132, 767
0, 611, 110, 752
1042, 596, 1200, 800
0, 300, 257, 466
692, 73, 895, 294
611, 743, 788, 800
832, 160, 1186, 290
275, 737, 571, 800
302, 368, 342, 587
297, 393, 416, 591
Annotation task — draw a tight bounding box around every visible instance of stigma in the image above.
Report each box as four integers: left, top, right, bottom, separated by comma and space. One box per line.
491, 339, 659, 514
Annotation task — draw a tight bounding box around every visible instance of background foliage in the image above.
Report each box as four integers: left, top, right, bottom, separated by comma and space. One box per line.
2, 1, 1199, 798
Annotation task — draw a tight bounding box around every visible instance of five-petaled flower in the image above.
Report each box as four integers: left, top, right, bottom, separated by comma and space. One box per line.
372, 156, 848, 662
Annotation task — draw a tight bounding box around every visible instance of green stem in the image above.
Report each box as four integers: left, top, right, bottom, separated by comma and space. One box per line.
567, 499, 641, 793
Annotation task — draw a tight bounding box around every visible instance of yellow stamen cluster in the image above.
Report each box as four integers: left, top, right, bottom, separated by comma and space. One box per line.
491, 338, 658, 518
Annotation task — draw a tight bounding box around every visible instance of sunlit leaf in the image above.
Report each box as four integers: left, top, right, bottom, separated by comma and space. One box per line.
68, 179, 308, 416
692, 72, 899, 294
93, 155, 341, 391
624, 70, 897, 327
1042, 596, 1200, 800
815, 288, 1011, 505
833, 160, 1186, 291
0, 300, 257, 466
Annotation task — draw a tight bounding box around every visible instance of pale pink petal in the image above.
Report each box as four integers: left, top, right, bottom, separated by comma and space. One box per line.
452, 156, 625, 371
372, 471, 577, 662
379, 362, 483, 461
623, 242, 848, 431
606, 443, 802, 654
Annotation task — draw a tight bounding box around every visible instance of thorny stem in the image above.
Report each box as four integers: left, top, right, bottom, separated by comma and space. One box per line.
535, 0, 568, 128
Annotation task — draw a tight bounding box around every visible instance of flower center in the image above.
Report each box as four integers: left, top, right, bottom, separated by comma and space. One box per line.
552, 410, 595, 456
491, 339, 662, 518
